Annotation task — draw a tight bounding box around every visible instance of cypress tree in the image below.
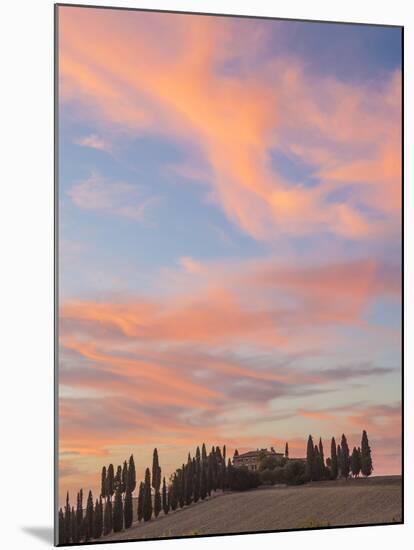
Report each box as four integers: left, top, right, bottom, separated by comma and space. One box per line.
64, 492, 71, 543
222, 445, 227, 490
115, 465, 122, 492
137, 482, 144, 522
122, 460, 128, 493
113, 487, 123, 532
340, 434, 350, 479
92, 499, 98, 539
94, 496, 103, 539
103, 497, 112, 535
361, 430, 373, 477
143, 467, 153, 521
319, 438, 325, 467
152, 449, 162, 517
330, 437, 338, 480
202, 443, 207, 461
85, 490, 94, 541
227, 458, 233, 488
58, 508, 65, 545
337, 444, 342, 477
312, 445, 323, 481
124, 486, 133, 529
285, 442, 289, 458
211, 448, 218, 491
101, 466, 107, 498
207, 449, 213, 493
306, 435, 314, 481
184, 457, 193, 505
170, 474, 178, 511
200, 460, 207, 500
106, 464, 115, 498
193, 457, 200, 502
179, 465, 185, 507
154, 488, 162, 518
234, 449, 239, 457
76, 489, 83, 540
215, 447, 223, 490
128, 454, 136, 492
162, 476, 169, 515
351, 446, 361, 478
152, 448, 161, 491
71, 506, 78, 544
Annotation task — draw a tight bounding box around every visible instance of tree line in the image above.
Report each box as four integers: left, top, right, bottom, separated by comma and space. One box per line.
305, 430, 373, 482
257, 430, 373, 486
59, 443, 232, 544
58, 431, 373, 544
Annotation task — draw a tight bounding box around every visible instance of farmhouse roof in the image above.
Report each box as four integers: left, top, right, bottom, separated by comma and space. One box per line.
236, 448, 283, 458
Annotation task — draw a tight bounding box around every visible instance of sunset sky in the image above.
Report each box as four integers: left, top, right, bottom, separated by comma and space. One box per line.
58, 6, 402, 505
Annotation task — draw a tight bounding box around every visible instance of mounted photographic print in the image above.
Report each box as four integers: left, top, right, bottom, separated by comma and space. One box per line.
55, 3, 403, 546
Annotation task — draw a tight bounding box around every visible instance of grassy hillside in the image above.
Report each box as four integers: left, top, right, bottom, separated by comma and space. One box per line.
102, 475, 402, 541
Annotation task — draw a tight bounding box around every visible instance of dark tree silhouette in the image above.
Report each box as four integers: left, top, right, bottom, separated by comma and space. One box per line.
106, 464, 115, 498
71, 505, 78, 544
94, 496, 103, 539
193, 457, 200, 502
318, 438, 325, 467
285, 442, 289, 459
179, 465, 185, 507
128, 454, 136, 492
184, 456, 193, 505
76, 489, 83, 540
122, 460, 128, 493
361, 430, 373, 477
124, 486, 133, 529
113, 488, 123, 532
84, 490, 94, 541
162, 476, 169, 515
202, 443, 207, 461
115, 465, 122, 492
340, 434, 350, 479
152, 448, 161, 491
103, 497, 112, 535
101, 466, 107, 498
64, 492, 71, 543
351, 446, 361, 478
170, 474, 178, 511
306, 435, 314, 480
143, 468, 153, 521
137, 482, 144, 522
58, 508, 65, 545
330, 437, 338, 480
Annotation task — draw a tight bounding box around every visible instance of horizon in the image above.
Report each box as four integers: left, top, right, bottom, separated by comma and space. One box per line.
57, 5, 402, 508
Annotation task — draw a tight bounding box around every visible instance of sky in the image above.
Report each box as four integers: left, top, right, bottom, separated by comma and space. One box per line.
57, 6, 402, 505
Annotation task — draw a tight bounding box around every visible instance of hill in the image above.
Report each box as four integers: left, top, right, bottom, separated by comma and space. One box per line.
102, 475, 402, 541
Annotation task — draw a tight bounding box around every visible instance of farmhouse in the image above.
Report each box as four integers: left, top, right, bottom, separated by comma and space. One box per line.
232, 447, 284, 471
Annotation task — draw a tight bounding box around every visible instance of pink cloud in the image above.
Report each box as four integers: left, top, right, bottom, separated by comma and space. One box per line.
59, 7, 401, 242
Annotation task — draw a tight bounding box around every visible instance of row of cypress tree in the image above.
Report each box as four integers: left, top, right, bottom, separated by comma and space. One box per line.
59, 444, 227, 544
137, 444, 229, 524
59, 432, 373, 543
306, 430, 373, 482
58, 454, 137, 544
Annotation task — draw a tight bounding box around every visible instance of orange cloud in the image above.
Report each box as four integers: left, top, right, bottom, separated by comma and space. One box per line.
58, 6, 401, 241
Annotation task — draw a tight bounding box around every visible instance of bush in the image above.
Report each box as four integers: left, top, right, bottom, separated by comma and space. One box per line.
258, 455, 286, 471
229, 467, 260, 491
271, 467, 286, 485
284, 460, 307, 485
259, 469, 274, 485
